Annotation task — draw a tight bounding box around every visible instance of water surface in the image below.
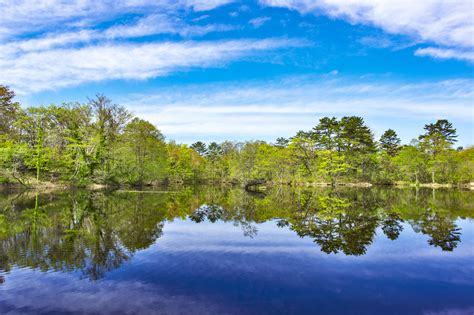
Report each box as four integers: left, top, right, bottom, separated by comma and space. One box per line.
0, 187, 473, 314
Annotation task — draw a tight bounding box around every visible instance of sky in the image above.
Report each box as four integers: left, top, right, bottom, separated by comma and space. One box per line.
1, 0, 473, 146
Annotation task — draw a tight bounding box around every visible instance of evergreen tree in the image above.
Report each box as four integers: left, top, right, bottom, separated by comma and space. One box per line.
275, 137, 289, 148
419, 120, 457, 183
379, 129, 401, 156
191, 141, 208, 156
419, 119, 457, 145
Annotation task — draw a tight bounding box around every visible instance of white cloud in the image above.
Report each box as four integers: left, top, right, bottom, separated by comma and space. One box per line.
0, 39, 301, 93
0, 13, 237, 57
0, 0, 233, 39
184, 0, 234, 11
104, 14, 237, 38
415, 47, 474, 63
249, 17, 271, 28
117, 77, 474, 143
260, 0, 474, 61
1, 30, 97, 53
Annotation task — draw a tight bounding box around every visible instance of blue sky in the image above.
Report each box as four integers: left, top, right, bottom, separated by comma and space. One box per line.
1, 0, 473, 145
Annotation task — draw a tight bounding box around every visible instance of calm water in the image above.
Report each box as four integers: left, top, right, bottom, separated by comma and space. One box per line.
0, 186, 473, 315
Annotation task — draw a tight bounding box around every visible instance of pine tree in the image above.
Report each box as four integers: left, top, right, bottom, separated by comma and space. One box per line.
379, 129, 401, 156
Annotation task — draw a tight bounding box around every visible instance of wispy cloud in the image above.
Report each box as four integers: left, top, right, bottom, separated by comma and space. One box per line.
0, 1, 305, 93
0, 0, 234, 39
1, 39, 303, 93
104, 14, 237, 39
415, 47, 474, 63
117, 76, 474, 143
249, 17, 271, 28
260, 0, 474, 61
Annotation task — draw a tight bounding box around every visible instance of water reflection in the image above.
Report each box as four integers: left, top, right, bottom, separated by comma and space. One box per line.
0, 187, 472, 280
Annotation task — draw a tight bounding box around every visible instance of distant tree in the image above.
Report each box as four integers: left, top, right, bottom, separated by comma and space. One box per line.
394, 145, 427, 184
338, 116, 376, 154
379, 129, 401, 156
0, 85, 21, 137
120, 118, 167, 184
419, 119, 457, 147
290, 131, 318, 177
274, 137, 289, 148
167, 143, 196, 183
316, 150, 349, 186
191, 141, 208, 156
311, 117, 340, 151
419, 119, 457, 183
89, 95, 131, 180
52, 103, 92, 182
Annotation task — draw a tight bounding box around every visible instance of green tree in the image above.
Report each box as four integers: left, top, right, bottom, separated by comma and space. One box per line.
191, 141, 208, 156
419, 119, 457, 183
0, 85, 21, 138
275, 137, 289, 148
338, 116, 376, 155
117, 118, 168, 185
52, 103, 93, 182
316, 150, 349, 185
311, 117, 340, 151
89, 95, 131, 182
290, 131, 318, 178
379, 129, 401, 157
419, 119, 457, 148
394, 145, 427, 185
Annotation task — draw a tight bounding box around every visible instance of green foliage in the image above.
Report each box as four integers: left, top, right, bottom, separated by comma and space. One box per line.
114, 118, 168, 185
167, 143, 204, 183
0, 85, 471, 186
379, 129, 401, 157
316, 150, 349, 185
191, 141, 208, 156
0, 85, 21, 138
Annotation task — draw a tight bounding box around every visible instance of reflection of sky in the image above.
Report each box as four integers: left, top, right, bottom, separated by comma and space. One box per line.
1, 219, 473, 315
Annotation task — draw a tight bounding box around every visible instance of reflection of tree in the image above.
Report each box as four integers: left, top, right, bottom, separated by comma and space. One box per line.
287, 194, 380, 256
0, 186, 470, 279
237, 221, 258, 238
190, 205, 224, 223
190, 203, 259, 238
420, 209, 461, 251
382, 213, 404, 240
0, 191, 167, 280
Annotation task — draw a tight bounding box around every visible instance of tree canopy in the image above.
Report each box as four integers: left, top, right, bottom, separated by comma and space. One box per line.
0, 86, 472, 186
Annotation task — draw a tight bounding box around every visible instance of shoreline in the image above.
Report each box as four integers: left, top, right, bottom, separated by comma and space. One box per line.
1, 181, 472, 191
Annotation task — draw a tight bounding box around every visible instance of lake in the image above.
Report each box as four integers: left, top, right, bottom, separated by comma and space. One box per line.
0, 186, 473, 315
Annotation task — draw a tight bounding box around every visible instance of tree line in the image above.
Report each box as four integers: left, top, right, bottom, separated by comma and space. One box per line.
0, 85, 472, 186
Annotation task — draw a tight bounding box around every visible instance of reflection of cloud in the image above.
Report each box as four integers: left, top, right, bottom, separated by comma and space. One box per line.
1, 219, 474, 314
1, 269, 245, 315
423, 306, 474, 315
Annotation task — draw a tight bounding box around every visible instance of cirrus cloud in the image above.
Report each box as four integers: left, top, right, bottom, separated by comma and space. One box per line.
0, 38, 303, 93
260, 0, 474, 62
117, 76, 474, 145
